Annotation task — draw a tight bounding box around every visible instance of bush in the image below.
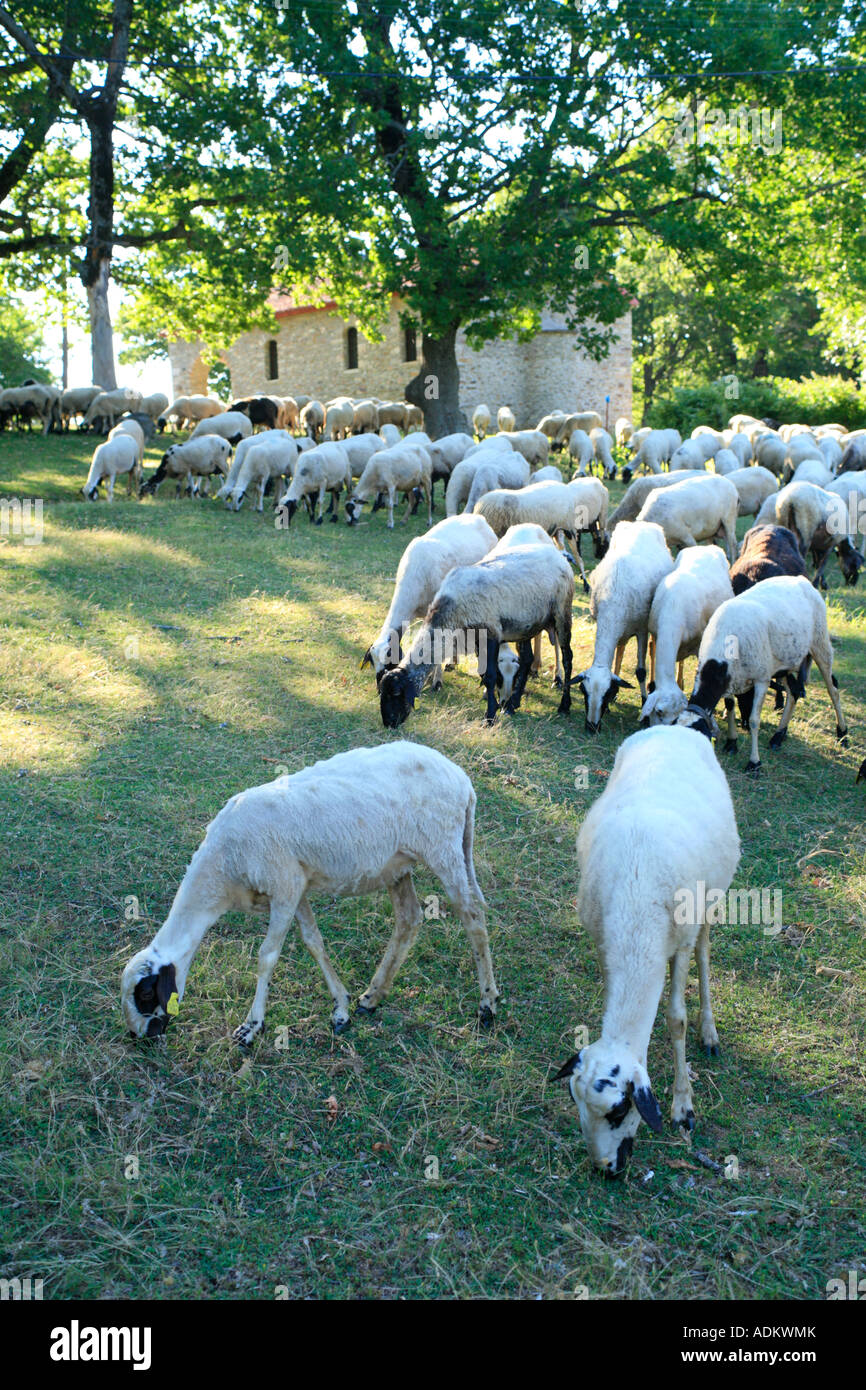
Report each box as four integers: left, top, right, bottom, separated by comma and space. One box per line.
648, 375, 866, 434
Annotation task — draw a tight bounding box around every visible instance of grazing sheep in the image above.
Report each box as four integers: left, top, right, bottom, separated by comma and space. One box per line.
606, 471, 705, 534
488, 524, 565, 690
730, 524, 806, 596
472, 403, 492, 438
615, 416, 633, 447
216, 429, 298, 501
683, 575, 847, 773
574, 521, 673, 731
346, 442, 432, 529
554, 724, 740, 1174
351, 399, 380, 434
589, 427, 616, 479
81, 433, 141, 501
190, 411, 253, 445
363, 512, 498, 678
229, 395, 280, 431
121, 742, 499, 1043
568, 428, 595, 476
60, 385, 103, 429
669, 439, 709, 471
724, 465, 779, 519
82, 388, 144, 434
379, 544, 575, 727
140, 436, 231, 497
157, 395, 225, 431
838, 435, 866, 475
711, 447, 739, 475
536, 411, 568, 443
625, 428, 681, 479
427, 431, 475, 504
753, 480, 835, 557
138, 392, 169, 422
226, 436, 300, 512
636, 474, 739, 563
493, 428, 548, 469
790, 457, 834, 489
473, 477, 608, 592
277, 442, 352, 524
754, 432, 787, 477
559, 409, 603, 437
817, 435, 843, 472
445, 449, 519, 516
724, 431, 754, 466
108, 417, 145, 465
379, 423, 402, 447
531, 465, 564, 483
639, 546, 734, 725
300, 399, 326, 440
462, 453, 531, 513
323, 397, 355, 441
497, 405, 516, 433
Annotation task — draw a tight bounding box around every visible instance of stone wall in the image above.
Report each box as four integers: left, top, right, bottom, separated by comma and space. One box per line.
168, 298, 633, 430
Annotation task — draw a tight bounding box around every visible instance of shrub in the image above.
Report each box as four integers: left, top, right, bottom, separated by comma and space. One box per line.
648, 374, 866, 434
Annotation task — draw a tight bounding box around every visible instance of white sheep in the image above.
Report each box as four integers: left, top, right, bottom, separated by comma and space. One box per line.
108, 417, 145, 464
60, 385, 103, 428
567, 428, 595, 476
379, 544, 575, 726
636, 473, 739, 562
574, 520, 674, 731
191, 411, 253, 445
340, 433, 386, 479
753, 480, 835, 556
531, 464, 564, 483
226, 435, 299, 512
473, 477, 608, 592
472, 403, 492, 438
754, 432, 787, 476
121, 741, 499, 1043
589, 426, 616, 479
488, 524, 565, 691
379, 423, 402, 447
711, 447, 739, 475
669, 439, 709, 471
83, 388, 143, 433
215, 429, 297, 501
277, 442, 352, 524
81, 433, 141, 501
141, 436, 231, 497
157, 395, 225, 431
346, 441, 432, 528
497, 405, 516, 433
139, 392, 169, 421
606, 471, 704, 534
554, 724, 740, 1173
682, 575, 848, 773
323, 397, 355, 440
790, 457, 834, 489
626, 427, 681, 478
639, 546, 734, 725
445, 447, 516, 515
725, 431, 754, 466
462, 452, 531, 513
724, 465, 779, 518
300, 399, 326, 440
615, 416, 633, 447
817, 435, 843, 472
494, 428, 549, 469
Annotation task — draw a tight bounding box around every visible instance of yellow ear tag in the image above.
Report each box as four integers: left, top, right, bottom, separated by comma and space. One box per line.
166, 992, 180, 1017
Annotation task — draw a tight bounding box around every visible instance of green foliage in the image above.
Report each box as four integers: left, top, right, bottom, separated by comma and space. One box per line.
0, 297, 52, 385
649, 374, 866, 434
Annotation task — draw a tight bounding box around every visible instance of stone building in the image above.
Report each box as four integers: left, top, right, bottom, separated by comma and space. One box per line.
169, 293, 633, 429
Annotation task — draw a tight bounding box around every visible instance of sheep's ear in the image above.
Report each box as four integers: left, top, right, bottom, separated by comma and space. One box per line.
360, 647, 373, 669
155, 963, 177, 1011
552, 1051, 583, 1081
612, 675, 634, 690
630, 1079, 663, 1133
572, 669, 589, 684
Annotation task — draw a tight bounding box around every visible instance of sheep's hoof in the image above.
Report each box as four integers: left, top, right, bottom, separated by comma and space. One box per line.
703, 1042, 720, 1058
722, 739, 737, 754
768, 729, 787, 751
581, 579, 590, 594
355, 1001, 377, 1017
673, 1110, 696, 1133
837, 726, 849, 746
556, 702, 571, 717
329, 514, 338, 523
431, 679, 442, 692
232, 1021, 261, 1048
482, 715, 496, 727
314, 517, 323, 526
477, 1004, 496, 1029
553, 675, 563, 689
332, 1016, 351, 1035
647, 680, 656, 693
745, 760, 762, 778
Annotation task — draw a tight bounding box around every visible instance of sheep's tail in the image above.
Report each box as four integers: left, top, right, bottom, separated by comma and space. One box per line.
462, 790, 486, 906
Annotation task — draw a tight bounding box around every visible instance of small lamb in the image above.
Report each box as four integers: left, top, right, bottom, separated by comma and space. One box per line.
121, 743, 499, 1043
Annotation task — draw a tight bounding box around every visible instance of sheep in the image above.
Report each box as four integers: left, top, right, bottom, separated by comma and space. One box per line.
445, 449, 518, 516
559, 409, 603, 437
351, 399, 380, 433
724, 465, 778, 519
124, 411, 157, 443
427, 432, 475, 504
157, 395, 224, 431
818, 435, 843, 473
754, 431, 787, 476
190, 411, 253, 445
725, 431, 753, 466
280, 396, 300, 431
753, 480, 835, 557
636, 474, 739, 563
531, 464, 564, 483
625, 427, 681, 479
323, 397, 355, 440
361, 513, 498, 679
300, 399, 326, 440
615, 416, 633, 447
277, 442, 352, 524
606, 471, 703, 533
462, 452, 531, 514
345, 441, 432, 528
81, 388, 143, 433
60, 385, 103, 429
404, 403, 424, 430
379, 544, 575, 726
554, 724, 740, 1174
682, 575, 847, 773
472, 403, 491, 438
790, 457, 834, 489
215, 429, 298, 501
121, 741, 499, 1043
589, 426, 616, 479
488, 524, 565, 690
574, 520, 673, 731
711, 447, 739, 475
141, 436, 231, 497
108, 417, 145, 465
567, 428, 595, 476
639, 546, 734, 725
670, 439, 709, 471
229, 395, 280, 431
81, 433, 141, 501
810, 474, 866, 587
495, 428, 549, 469
139, 392, 169, 421
730, 525, 807, 596
838, 435, 866, 475
497, 405, 516, 433
226, 435, 300, 512
536, 411, 568, 443
473, 477, 608, 592
376, 401, 408, 429
379, 422, 402, 447
691, 425, 724, 456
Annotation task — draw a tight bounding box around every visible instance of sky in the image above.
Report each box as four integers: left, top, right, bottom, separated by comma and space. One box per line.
35, 281, 174, 399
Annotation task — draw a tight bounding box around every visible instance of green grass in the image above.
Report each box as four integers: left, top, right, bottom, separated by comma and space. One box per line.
0, 430, 864, 1300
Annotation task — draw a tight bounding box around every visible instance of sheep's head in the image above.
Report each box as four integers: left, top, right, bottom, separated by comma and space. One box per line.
640, 684, 688, 726
121, 953, 179, 1040
362, 635, 401, 686
553, 1041, 663, 1176
573, 664, 632, 733
379, 667, 416, 728
345, 498, 364, 525
837, 539, 864, 586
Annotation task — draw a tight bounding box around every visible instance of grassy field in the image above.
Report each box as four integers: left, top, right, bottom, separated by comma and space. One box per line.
1, 429, 864, 1301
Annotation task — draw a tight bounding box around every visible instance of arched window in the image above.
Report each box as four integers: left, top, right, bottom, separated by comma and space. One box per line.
404, 325, 418, 362
346, 326, 359, 370
266, 339, 278, 380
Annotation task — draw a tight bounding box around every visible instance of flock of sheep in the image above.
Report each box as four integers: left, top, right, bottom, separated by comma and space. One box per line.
105, 390, 863, 1176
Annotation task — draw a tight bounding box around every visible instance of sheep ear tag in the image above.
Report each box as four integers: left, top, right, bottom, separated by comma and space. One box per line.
166, 992, 180, 1017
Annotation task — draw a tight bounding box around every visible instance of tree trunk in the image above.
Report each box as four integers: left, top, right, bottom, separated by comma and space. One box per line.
405, 325, 467, 438
82, 100, 120, 388
86, 257, 115, 387
641, 359, 656, 426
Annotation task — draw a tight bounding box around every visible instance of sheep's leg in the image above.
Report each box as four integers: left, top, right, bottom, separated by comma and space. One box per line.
531, 632, 542, 676
768, 683, 798, 750
256, 479, 266, 513
746, 680, 769, 774
635, 631, 649, 701
314, 484, 326, 525
695, 922, 719, 1055
106, 474, 115, 502
560, 528, 589, 593
432, 857, 499, 1025
233, 897, 299, 1047
810, 640, 848, 743
613, 642, 625, 677
481, 634, 500, 724
424, 479, 432, 527
555, 618, 573, 716
329, 484, 341, 522
389, 486, 400, 529
357, 875, 423, 1014
667, 948, 695, 1129
294, 894, 351, 1033
676, 658, 684, 688
502, 638, 534, 714
647, 634, 656, 690
722, 698, 738, 753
